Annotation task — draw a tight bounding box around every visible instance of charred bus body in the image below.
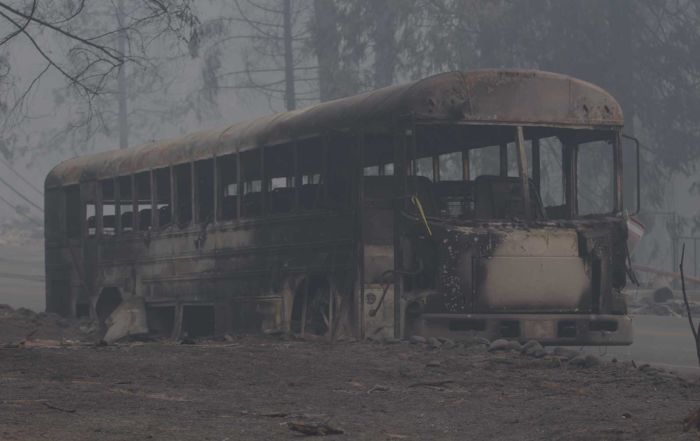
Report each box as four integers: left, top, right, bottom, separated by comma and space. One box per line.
44, 70, 637, 344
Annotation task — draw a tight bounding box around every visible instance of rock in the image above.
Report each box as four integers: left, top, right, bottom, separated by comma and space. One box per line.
223, 334, 235, 342
583, 354, 601, 367
441, 338, 456, 349
383, 337, 401, 345
79, 324, 97, 334
509, 341, 523, 351
533, 348, 547, 358
552, 347, 581, 360
488, 339, 522, 352
522, 341, 546, 358
488, 339, 509, 351
409, 335, 427, 345
367, 335, 383, 344
464, 342, 488, 354
569, 354, 601, 368
521, 340, 541, 352
427, 337, 442, 349
568, 355, 587, 367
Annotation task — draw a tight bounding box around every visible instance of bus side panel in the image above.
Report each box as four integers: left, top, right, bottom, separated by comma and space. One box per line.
91, 212, 354, 336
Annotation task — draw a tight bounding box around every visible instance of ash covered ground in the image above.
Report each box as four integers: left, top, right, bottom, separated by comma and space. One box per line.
1, 305, 699, 441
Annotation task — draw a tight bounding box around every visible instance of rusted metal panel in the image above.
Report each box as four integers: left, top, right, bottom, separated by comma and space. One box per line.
45, 69, 623, 189
483, 229, 579, 257
455, 70, 623, 126
363, 245, 393, 284
411, 214, 629, 337
417, 313, 633, 345
363, 283, 394, 339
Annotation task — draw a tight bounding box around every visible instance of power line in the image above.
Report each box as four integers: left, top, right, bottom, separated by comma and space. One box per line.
0, 174, 43, 212
0, 158, 43, 197
0, 272, 44, 283
0, 255, 43, 265
0, 192, 42, 225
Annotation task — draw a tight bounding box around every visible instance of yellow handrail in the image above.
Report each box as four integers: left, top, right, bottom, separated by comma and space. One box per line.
411, 194, 432, 236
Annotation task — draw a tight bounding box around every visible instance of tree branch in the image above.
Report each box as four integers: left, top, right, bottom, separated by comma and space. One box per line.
0, 0, 36, 46
0, 1, 124, 61
679, 243, 700, 366
0, 9, 102, 95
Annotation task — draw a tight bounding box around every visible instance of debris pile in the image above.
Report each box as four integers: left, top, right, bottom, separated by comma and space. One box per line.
0, 304, 97, 347
371, 333, 610, 369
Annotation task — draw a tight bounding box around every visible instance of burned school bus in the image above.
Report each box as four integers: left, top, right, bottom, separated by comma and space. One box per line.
44, 70, 638, 345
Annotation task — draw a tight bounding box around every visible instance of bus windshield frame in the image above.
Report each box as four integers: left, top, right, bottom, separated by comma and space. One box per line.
402, 123, 622, 222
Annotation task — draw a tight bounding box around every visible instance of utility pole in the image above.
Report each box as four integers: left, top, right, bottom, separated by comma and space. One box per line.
117, 0, 129, 149
283, 0, 296, 111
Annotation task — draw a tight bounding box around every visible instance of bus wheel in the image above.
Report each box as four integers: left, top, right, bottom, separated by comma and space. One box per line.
290, 276, 331, 337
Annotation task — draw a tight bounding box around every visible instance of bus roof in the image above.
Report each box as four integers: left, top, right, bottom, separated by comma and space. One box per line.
45, 69, 623, 188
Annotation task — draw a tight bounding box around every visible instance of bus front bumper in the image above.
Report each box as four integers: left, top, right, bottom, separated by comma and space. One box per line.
415, 313, 633, 346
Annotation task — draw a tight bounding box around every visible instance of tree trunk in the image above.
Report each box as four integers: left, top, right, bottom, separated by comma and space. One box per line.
607, 0, 637, 211
312, 0, 341, 102
371, 0, 397, 88
117, 0, 129, 149
283, 0, 296, 111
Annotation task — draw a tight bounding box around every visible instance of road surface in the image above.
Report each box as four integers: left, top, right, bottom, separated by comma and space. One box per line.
0, 242, 44, 311
591, 314, 700, 377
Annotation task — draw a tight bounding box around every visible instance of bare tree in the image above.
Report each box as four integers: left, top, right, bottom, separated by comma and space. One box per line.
679, 244, 700, 367
228, 0, 317, 111
0, 0, 198, 154
310, 0, 342, 102
116, 0, 129, 149
203, 0, 416, 111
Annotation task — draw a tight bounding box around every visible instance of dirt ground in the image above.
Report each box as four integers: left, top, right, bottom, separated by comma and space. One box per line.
1, 308, 700, 441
